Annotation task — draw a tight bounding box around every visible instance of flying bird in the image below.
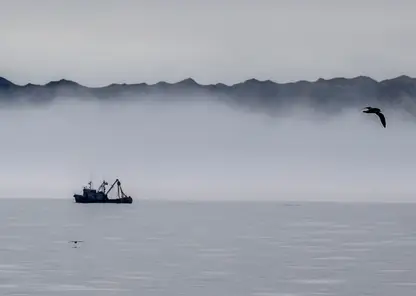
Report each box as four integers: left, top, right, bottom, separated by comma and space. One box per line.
362, 106, 386, 128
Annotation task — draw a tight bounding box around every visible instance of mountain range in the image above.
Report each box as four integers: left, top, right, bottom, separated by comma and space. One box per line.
2, 75, 416, 115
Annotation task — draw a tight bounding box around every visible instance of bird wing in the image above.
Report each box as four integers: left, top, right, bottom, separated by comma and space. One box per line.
376, 112, 386, 128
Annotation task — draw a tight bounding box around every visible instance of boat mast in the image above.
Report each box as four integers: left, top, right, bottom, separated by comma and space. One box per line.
98, 180, 108, 193
105, 179, 127, 199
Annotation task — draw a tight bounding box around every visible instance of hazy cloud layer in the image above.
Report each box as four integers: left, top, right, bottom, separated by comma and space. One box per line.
2, 0, 416, 85
0, 97, 415, 202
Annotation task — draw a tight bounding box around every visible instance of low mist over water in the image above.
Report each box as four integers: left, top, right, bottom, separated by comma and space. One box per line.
0, 96, 415, 202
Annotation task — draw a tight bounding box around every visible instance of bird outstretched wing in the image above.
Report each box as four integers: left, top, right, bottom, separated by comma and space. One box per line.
376, 112, 386, 128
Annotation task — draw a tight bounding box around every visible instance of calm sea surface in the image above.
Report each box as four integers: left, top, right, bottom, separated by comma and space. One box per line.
0, 199, 415, 295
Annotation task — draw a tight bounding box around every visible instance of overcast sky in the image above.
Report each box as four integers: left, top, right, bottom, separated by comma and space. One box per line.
2, 0, 416, 86
1, 0, 416, 202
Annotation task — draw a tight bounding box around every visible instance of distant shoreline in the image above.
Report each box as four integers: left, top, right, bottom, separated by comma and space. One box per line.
1, 75, 416, 116
0, 75, 413, 88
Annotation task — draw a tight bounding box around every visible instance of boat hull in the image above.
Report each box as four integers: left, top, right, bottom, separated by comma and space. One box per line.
73, 194, 133, 204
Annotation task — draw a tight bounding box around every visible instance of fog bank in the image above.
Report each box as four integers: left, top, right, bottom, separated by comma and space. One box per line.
0, 96, 415, 202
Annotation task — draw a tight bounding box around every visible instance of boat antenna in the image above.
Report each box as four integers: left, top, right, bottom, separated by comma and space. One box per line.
89, 172, 94, 189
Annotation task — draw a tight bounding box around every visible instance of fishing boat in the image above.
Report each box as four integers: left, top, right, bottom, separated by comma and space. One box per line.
73, 179, 133, 204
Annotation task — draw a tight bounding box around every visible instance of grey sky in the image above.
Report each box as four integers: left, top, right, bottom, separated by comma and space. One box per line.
1, 1, 416, 202
2, 0, 416, 86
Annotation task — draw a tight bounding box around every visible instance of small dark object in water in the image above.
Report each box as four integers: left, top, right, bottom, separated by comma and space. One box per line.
69, 240, 83, 244
69, 240, 83, 248
362, 106, 386, 128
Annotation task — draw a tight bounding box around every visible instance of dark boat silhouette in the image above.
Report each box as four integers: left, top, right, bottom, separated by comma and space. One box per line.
73, 179, 133, 204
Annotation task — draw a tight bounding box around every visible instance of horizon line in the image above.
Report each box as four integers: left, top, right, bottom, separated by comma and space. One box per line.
1, 197, 416, 204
